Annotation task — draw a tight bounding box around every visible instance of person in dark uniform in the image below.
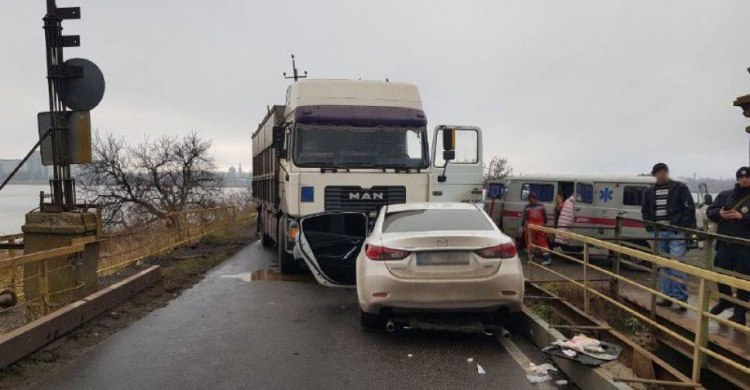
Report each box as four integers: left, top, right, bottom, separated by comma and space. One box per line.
642, 163, 696, 311
706, 166, 750, 325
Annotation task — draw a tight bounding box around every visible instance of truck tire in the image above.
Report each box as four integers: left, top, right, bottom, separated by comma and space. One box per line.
259, 217, 273, 248
277, 218, 297, 274
262, 233, 274, 248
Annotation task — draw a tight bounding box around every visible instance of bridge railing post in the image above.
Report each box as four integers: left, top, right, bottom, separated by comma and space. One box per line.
584, 242, 590, 314
650, 224, 660, 319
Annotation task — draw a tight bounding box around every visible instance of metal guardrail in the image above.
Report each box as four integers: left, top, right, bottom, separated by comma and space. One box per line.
0, 206, 255, 328
527, 224, 750, 388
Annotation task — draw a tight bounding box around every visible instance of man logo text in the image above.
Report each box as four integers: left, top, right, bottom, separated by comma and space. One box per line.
349, 192, 384, 200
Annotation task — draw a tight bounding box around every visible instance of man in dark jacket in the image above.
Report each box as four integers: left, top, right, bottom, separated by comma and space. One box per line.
706, 167, 750, 325
641, 163, 696, 310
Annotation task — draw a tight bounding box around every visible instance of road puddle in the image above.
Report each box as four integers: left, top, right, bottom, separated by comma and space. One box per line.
250, 270, 315, 283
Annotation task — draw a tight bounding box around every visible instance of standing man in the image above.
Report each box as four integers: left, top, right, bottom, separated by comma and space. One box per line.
642, 163, 696, 311
522, 192, 553, 266
706, 167, 750, 325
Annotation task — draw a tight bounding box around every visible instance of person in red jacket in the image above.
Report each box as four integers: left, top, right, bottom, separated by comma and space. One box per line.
522, 192, 553, 265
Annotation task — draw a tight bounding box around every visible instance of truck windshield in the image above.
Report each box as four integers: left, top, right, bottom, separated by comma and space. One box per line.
293, 124, 429, 169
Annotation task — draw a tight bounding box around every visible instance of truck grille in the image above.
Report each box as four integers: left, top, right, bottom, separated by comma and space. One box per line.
324, 186, 406, 212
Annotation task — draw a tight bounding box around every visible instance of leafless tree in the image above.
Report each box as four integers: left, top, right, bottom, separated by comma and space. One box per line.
484, 156, 512, 187
79, 131, 224, 228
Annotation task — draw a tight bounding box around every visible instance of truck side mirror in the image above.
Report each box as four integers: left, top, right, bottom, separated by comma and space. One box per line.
442, 150, 455, 161
272, 126, 287, 158
704, 194, 713, 205
442, 128, 455, 152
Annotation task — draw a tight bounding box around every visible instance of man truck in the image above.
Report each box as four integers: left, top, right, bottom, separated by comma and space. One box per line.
251, 79, 484, 286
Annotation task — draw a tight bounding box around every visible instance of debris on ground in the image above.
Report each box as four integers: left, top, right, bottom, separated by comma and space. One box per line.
466, 357, 474, 363
526, 362, 557, 383
407, 354, 413, 358
542, 334, 621, 366
555, 379, 568, 386
477, 364, 485, 375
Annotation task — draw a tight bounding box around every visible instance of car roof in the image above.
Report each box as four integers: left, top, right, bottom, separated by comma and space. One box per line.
385, 202, 480, 213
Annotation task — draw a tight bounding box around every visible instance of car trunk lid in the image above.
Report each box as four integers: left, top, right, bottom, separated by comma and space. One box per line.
381, 231, 505, 280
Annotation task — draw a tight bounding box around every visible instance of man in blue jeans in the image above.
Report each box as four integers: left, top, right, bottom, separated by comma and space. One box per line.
642, 163, 696, 311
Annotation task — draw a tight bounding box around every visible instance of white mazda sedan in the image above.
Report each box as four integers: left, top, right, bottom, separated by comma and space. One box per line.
356, 202, 524, 327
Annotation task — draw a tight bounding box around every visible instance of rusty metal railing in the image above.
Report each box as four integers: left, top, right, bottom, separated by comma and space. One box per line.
527, 224, 750, 388
0, 206, 256, 333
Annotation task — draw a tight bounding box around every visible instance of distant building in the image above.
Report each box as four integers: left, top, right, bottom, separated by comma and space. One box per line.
0, 152, 51, 183
224, 164, 251, 188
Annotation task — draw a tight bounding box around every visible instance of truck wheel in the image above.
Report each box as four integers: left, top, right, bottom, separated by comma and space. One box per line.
278, 219, 297, 274
261, 233, 274, 248
259, 217, 273, 248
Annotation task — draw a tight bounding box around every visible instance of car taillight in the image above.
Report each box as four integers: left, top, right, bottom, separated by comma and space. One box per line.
475, 243, 517, 259
365, 244, 410, 261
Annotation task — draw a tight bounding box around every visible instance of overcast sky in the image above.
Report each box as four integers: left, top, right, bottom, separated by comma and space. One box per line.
2, 1, 749, 179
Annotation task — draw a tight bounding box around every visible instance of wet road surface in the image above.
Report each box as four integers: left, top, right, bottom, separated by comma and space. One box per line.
31, 242, 558, 390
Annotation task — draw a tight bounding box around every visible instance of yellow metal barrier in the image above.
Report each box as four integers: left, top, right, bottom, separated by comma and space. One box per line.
0, 206, 255, 330
527, 224, 750, 387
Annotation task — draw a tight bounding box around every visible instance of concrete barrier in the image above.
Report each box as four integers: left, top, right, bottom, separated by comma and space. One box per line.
0, 266, 161, 369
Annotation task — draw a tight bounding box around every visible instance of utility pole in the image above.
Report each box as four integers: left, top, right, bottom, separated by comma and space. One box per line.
734, 68, 750, 165
283, 54, 307, 82
43, 0, 79, 209
40, 0, 104, 211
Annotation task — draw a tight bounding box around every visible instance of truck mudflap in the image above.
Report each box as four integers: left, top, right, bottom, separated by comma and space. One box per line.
297, 212, 367, 287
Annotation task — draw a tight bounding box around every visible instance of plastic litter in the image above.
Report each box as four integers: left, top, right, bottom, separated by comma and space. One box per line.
467, 357, 474, 363
546, 334, 621, 363
556, 380, 568, 386
562, 348, 577, 358
407, 354, 413, 358
477, 364, 486, 374
527, 374, 553, 384
525, 363, 557, 383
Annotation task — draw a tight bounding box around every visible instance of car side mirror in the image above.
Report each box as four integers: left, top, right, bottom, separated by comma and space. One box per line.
704, 194, 713, 205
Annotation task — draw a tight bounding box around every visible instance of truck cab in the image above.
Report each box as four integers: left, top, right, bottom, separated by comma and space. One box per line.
252, 79, 484, 286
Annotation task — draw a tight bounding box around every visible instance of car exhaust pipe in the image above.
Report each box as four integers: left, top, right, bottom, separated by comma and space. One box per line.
498, 326, 511, 339
385, 319, 396, 333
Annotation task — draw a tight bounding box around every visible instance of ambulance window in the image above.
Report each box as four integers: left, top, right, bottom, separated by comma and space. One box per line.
576, 183, 594, 204
623, 186, 648, 206
521, 183, 555, 203
487, 183, 505, 199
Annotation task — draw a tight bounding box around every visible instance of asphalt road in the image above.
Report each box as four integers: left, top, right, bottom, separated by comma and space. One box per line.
31, 241, 562, 390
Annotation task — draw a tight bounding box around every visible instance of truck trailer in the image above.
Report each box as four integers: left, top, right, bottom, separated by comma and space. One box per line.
251, 79, 484, 286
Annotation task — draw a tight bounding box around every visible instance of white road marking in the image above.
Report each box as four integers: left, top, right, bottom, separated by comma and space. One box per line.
219, 273, 253, 282
496, 334, 558, 389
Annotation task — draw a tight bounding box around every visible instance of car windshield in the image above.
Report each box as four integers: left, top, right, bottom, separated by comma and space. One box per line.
293, 124, 429, 168
382, 209, 494, 233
